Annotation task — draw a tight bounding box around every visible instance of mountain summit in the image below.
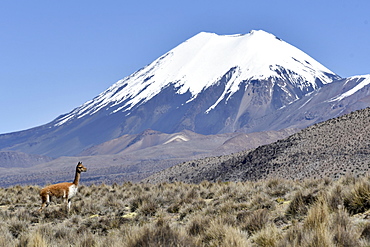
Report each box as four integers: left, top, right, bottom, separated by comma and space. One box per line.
56, 30, 339, 127
4, 30, 367, 158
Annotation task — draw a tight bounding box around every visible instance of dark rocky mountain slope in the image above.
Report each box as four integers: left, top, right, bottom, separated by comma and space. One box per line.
145, 107, 370, 183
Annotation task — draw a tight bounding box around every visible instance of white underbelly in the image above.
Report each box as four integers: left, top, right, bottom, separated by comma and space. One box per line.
68, 185, 78, 199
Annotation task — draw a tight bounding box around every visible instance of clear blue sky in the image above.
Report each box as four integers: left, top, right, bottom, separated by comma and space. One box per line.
0, 0, 369, 134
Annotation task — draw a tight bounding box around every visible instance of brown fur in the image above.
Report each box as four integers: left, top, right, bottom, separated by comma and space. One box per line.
39, 162, 87, 212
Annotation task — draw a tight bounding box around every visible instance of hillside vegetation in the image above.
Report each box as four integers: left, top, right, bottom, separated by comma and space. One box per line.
2, 177, 370, 246
146, 107, 370, 184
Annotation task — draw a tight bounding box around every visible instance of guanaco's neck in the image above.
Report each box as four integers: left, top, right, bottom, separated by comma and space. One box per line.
73, 171, 81, 186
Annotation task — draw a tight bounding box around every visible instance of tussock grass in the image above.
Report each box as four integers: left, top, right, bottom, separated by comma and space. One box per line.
1, 176, 370, 246
252, 224, 281, 247
343, 178, 370, 214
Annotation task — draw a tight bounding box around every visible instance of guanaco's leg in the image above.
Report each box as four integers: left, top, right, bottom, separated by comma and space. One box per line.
39, 194, 50, 212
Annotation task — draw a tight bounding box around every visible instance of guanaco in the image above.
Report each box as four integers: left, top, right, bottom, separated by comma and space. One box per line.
39, 162, 87, 212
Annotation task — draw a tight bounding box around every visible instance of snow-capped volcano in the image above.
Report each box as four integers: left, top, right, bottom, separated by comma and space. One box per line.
56, 30, 339, 126
7, 29, 370, 158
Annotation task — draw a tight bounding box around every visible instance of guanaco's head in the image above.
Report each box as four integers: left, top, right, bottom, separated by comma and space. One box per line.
76, 162, 87, 173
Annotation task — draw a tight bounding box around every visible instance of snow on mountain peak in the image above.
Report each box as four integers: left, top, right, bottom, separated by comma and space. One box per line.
329, 74, 370, 102
55, 30, 339, 126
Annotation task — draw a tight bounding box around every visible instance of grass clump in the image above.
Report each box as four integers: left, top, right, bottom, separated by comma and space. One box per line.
126, 218, 197, 247
343, 177, 370, 214
285, 190, 316, 219
242, 209, 269, 234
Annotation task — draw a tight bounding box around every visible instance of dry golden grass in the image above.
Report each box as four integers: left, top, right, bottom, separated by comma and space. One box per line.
1, 176, 370, 246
